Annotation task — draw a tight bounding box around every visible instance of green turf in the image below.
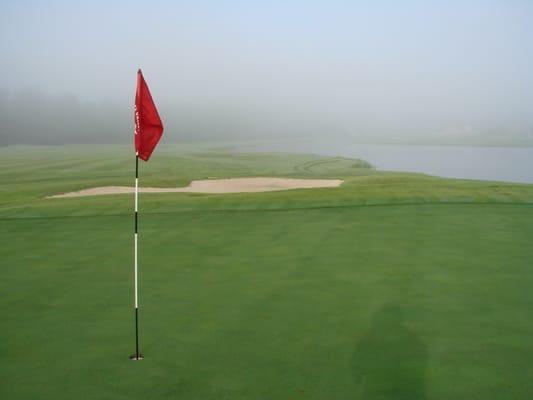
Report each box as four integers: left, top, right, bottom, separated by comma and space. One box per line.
1, 145, 533, 399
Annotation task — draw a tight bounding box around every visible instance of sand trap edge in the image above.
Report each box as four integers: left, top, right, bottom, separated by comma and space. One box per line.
47, 177, 344, 198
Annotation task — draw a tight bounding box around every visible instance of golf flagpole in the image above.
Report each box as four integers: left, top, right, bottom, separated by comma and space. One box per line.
130, 69, 163, 361
132, 151, 142, 360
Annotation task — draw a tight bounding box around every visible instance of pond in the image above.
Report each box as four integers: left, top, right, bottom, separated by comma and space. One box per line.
236, 139, 533, 184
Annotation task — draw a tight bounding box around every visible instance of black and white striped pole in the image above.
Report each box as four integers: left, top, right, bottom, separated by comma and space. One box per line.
130, 69, 163, 360
130, 152, 143, 360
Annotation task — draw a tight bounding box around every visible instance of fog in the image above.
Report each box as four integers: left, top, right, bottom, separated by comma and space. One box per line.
1, 1, 532, 146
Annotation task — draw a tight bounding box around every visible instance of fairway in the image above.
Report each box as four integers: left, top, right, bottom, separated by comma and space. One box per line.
1, 145, 533, 399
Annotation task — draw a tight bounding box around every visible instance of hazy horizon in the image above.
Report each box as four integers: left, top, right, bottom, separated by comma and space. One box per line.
1, 1, 532, 145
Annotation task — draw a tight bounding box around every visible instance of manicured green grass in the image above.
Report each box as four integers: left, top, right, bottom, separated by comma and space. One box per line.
1, 145, 533, 399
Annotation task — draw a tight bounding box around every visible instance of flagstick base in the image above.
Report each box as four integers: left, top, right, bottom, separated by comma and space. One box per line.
129, 354, 144, 361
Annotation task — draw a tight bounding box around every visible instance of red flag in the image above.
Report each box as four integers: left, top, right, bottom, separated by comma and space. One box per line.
134, 69, 163, 161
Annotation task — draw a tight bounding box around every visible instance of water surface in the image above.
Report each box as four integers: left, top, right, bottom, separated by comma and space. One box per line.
235, 140, 533, 184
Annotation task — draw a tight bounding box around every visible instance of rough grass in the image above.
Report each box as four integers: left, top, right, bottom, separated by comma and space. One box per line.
1, 144, 533, 399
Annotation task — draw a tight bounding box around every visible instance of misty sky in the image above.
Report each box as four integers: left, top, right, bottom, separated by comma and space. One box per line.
1, 0, 532, 143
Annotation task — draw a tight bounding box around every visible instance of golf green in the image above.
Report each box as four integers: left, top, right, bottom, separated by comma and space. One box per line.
1, 145, 532, 399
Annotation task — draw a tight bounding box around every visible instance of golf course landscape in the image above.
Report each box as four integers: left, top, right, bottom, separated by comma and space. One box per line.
1, 144, 533, 399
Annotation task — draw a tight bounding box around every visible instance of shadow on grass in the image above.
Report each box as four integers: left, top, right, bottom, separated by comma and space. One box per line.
351, 305, 427, 399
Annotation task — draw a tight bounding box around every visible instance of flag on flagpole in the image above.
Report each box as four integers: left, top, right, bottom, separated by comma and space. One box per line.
134, 69, 164, 161
130, 69, 163, 360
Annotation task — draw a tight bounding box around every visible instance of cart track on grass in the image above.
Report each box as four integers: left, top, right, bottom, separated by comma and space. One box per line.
293, 157, 350, 173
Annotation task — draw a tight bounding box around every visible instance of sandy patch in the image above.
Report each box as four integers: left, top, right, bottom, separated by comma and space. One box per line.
48, 177, 343, 198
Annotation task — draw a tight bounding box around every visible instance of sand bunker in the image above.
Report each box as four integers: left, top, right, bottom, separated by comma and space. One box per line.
48, 177, 343, 198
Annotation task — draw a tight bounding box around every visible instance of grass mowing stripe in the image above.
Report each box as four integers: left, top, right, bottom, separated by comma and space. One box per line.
1, 200, 533, 221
